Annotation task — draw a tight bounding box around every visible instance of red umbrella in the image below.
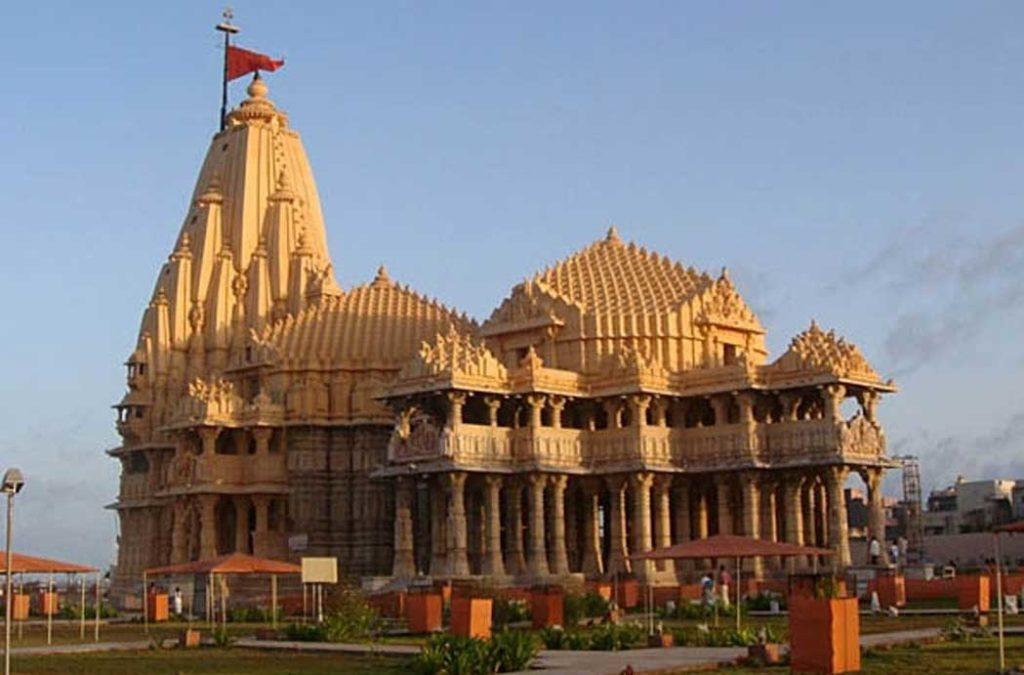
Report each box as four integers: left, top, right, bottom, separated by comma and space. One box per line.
145, 553, 300, 576
630, 535, 833, 631
0, 551, 97, 574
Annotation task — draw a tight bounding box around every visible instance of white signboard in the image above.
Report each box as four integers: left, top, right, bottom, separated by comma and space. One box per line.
301, 557, 338, 584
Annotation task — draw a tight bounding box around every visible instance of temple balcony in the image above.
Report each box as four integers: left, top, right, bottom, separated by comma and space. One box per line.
386, 413, 886, 473
764, 415, 886, 465
162, 450, 287, 490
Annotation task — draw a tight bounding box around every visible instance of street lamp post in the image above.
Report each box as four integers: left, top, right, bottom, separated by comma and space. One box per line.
2, 468, 25, 675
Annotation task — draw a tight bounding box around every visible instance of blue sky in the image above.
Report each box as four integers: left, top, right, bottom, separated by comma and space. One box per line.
2, 2, 1024, 567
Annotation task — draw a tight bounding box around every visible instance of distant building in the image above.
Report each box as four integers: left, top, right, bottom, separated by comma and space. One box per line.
923, 477, 1015, 535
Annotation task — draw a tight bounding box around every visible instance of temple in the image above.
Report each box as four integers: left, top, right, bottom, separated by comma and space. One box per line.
108, 74, 896, 602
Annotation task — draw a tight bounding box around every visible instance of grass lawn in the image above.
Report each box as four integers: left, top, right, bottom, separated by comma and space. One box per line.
722, 636, 1024, 674
11, 648, 414, 675
1, 621, 274, 648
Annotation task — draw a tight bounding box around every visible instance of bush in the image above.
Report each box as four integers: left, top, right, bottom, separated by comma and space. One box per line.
587, 621, 645, 651
412, 631, 539, 674
564, 592, 609, 625
488, 630, 538, 672
671, 623, 784, 647
539, 625, 567, 649
321, 589, 382, 642
58, 604, 118, 620
661, 600, 737, 621
212, 626, 233, 647
228, 606, 280, 623
745, 592, 785, 612
492, 598, 530, 629
284, 622, 327, 641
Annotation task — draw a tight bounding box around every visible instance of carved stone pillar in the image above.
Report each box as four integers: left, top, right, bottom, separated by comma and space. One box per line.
447, 392, 467, 428
736, 393, 756, 425
826, 466, 852, 569
549, 397, 565, 429
631, 472, 654, 580
605, 475, 631, 576
631, 395, 651, 427
740, 472, 762, 578
818, 481, 830, 551
673, 480, 691, 577
392, 477, 416, 579
565, 484, 578, 572
198, 494, 218, 560
779, 392, 801, 422
504, 480, 527, 576
653, 475, 674, 575
803, 480, 817, 569
716, 476, 733, 535
580, 479, 604, 577
783, 476, 805, 573
549, 475, 570, 575
252, 427, 272, 454
446, 472, 470, 576
863, 467, 889, 565
603, 399, 623, 429
823, 384, 846, 423
485, 396, 502, 427
709, 396, 729, 426
482, 475, 506, 577
526, 395, 546, 429
234, 497, 250, 553
197, 427, 220, 457
760, 477, 779, 570
429, 479, 447, 576
652, 397, 668, 427
526, 473, 550, 577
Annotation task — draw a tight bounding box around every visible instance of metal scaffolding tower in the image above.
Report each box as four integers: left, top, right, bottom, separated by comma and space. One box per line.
896, 455, 924, 563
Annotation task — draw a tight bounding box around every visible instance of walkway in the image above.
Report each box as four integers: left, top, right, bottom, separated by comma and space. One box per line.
5, 626, 945, 672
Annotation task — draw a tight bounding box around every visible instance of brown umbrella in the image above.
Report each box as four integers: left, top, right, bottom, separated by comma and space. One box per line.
145, 554, 301, 632
630, 535, 833, 630
0, 551, 100, 644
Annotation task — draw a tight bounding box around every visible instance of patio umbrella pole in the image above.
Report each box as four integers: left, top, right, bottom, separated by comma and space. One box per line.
142, 571, 148, 634
46, 573, 52, 645
996, 533, 1005, 672
271, 575, 277, 629
735, 556, 741, 631
79, 576, 85, 640
94, 572, 100, 642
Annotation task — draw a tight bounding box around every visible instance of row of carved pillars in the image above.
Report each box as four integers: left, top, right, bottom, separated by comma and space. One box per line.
391, 465, 887, 581
168, 493, 284, 564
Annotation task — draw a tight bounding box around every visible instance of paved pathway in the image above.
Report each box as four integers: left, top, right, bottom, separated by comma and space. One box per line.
234, 638, 420, 655
10, 640, 152, 656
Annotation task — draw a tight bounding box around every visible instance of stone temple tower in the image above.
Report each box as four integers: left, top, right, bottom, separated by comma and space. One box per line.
109, 74, 341, 597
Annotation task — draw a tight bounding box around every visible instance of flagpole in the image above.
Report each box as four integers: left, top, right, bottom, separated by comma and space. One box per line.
216, 8, 240, 131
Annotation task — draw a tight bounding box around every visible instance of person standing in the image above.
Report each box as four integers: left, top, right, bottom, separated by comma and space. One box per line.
700, 572, 715, 608
889, 542, 900, 567
718, 564, 733, 609
869, 537, 881, 566
173, 587, 183, 617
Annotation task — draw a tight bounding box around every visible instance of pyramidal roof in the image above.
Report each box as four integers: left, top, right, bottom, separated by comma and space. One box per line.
254, 267, 476, 367
530, 226, 713, 315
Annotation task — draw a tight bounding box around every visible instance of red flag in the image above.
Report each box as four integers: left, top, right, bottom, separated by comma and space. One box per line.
226, 45, 284, 81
